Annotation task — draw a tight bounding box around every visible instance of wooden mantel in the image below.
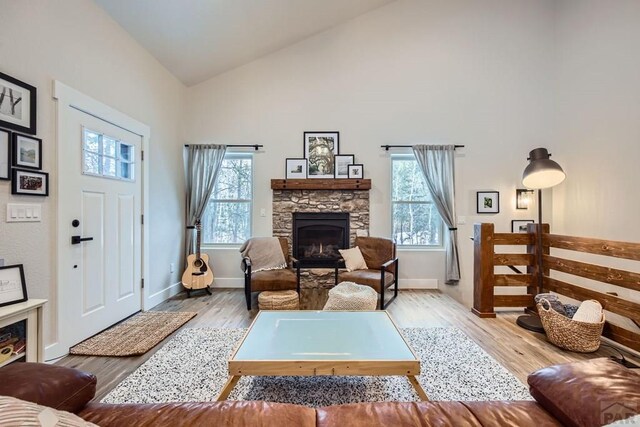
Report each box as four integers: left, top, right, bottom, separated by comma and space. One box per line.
270, 179, 371, 190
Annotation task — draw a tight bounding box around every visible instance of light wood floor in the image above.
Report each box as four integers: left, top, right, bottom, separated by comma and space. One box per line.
56, 289, 636, 402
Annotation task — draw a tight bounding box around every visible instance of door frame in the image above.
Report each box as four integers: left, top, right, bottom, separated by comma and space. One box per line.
49, 81, 151, 360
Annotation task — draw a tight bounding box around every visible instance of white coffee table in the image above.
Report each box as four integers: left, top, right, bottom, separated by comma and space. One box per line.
217, 310, 428, 401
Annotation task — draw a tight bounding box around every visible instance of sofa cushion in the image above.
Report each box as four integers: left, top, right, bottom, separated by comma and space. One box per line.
317, 402, 483, 426
0, 362, 96, 413
528, 358, 640, 427
339, 247, 368, 272
463, 401, 561, 427
79, 401, 316, 427
0, 395, 98, 426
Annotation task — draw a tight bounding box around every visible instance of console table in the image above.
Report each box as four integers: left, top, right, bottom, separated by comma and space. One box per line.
0, 299, 47, 367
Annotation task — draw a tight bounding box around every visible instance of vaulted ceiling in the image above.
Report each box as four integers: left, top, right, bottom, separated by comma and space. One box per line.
95, 0, 395, 86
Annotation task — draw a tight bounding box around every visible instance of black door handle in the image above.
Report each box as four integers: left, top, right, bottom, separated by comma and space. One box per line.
71, 235, 94, 245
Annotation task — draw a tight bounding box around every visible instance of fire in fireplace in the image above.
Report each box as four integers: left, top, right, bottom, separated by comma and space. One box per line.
292, 212, 349, 267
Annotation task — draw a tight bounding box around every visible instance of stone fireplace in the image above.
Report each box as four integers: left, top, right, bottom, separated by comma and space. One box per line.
272, 186, 370, 289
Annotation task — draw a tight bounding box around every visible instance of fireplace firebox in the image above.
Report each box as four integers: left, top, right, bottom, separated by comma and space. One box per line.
293, 212, 349, 268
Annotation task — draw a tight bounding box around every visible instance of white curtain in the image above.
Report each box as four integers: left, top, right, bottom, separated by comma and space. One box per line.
412, 144, 460, 284
183, 144, 227, 260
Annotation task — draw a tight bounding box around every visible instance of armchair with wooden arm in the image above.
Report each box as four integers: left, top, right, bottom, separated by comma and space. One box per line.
334, 236, 399, 309
241, 237, 301, 310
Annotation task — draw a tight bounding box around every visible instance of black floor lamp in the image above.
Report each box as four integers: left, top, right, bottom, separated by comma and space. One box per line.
516, 148, 566, 332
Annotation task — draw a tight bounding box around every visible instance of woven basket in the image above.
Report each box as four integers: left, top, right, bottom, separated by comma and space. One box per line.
258, 290, 299, 310
537, 298, 605, 353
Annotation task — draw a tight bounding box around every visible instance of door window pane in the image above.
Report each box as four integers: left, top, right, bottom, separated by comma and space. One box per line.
82, 127, 136, 182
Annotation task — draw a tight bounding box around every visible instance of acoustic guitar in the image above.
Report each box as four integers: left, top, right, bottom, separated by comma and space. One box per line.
181, 221, 213, 296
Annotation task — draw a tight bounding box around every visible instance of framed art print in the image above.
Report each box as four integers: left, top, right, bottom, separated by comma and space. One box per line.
348, 163, 364, 179
0, 264, 28, 308
334, 154, 354, 179
285, 158, 307, 179
0, 72, 37, 135
12, 133, 42, 170
512, 219, 534, 233
304, 131, 339, 179
477, 191, 499, 213
0, 129, 9, 180
11, 168, 48, 196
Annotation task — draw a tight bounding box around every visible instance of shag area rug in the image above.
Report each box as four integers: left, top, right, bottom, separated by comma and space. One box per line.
102, 327, 531, 406
70, 311, 197, 356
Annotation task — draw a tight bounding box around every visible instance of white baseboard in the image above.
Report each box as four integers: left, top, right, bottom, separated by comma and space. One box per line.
145, 281, 182, 309
399, 279, 439, 289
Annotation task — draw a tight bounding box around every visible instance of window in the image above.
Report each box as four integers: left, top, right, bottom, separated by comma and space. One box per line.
201, 153, 252, 244
82, 128, 135, 181
391, 155, 443, 246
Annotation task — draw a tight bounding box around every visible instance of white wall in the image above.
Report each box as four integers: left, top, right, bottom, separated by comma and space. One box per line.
552, 0, 640, 242
0, 0, 186, 351
186, 0, 556, 306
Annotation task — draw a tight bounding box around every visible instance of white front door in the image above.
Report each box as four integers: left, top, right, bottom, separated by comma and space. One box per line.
56, 98, 143, 353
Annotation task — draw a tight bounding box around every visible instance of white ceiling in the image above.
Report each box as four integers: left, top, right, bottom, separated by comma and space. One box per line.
95, 0, 395, 86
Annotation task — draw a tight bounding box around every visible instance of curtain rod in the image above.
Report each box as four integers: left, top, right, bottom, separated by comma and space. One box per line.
184, 144, 263, 151
381, 144, 465, 151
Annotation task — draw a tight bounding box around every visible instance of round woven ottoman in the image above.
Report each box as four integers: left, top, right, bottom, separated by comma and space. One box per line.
323, 282, 378, 311
258, 290, 299, 310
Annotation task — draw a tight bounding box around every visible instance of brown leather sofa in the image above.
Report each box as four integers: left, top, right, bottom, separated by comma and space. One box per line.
0, 358, 638, 426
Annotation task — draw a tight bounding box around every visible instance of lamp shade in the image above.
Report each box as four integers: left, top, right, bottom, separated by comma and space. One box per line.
522, 148, 566, 189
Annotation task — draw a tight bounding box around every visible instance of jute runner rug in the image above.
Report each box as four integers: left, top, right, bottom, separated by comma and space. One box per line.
69, 311, 197, 356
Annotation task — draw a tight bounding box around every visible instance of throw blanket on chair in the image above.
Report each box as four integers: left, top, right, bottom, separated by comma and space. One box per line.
240, 237, 287, 273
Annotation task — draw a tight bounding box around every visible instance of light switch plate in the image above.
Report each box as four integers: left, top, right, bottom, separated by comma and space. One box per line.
6, 203, 42, 222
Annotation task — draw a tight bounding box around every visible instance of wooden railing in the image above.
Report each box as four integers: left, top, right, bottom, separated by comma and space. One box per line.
472, 223, 640, 352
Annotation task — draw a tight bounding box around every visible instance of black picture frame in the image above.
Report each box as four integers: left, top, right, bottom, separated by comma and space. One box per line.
11, 132, 42, 170
512, 220, 534, 233
477, 191, 500, 214
0, 72, 37, 135
303, 131, 339, 179
0, 128, 10, 180
516, 189, 535, 209
11, 168, 49, 196
334, 154, 354, 179
0, 264, 28, 308
348, 163, 364, 179
285, 158, 307, 179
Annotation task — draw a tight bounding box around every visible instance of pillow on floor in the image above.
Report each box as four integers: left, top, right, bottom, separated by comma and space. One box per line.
0, 395, 98, 426
339, 247, 368, 272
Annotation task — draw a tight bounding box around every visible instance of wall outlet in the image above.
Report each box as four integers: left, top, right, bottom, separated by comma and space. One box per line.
170, 263, 175, 273
260, 208, 266, 217
457, 216, 466, 225
0, 258, 4, 267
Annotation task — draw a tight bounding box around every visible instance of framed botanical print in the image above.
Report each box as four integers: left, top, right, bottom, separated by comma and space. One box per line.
334, 154, 354, 179
477, 191, 499, 213
0, 72, 37, 135
304, 131, 339, 179
348, 163, 364, 179
12, 133, 42, 170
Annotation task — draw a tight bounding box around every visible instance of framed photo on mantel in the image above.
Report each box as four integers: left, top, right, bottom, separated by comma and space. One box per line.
304, 131, 339, 179
334, 154, 354, 179
285, 158, 307, 179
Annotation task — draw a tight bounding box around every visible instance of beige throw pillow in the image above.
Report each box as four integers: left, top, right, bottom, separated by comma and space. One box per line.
0, 396, 98, 426
339, 247, 368, 272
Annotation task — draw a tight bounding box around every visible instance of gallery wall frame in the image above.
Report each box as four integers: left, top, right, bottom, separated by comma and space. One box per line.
12, 133, 42, 170
11, 168, 49, 196
512, 219, 534, 233
0, 72, 37, 135
303, 131, 339, 179
0, 128, 10, 180
477, 191, 500, 214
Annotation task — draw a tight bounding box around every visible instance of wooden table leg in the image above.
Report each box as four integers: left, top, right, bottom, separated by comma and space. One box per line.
216, 375, 241, 401
407, 375, 429, 401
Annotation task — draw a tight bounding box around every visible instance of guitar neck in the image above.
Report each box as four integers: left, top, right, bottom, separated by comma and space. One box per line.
196, 221, 201, 259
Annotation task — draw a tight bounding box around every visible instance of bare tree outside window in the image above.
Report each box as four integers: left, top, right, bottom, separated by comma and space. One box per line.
391, 155, 443, 246
201, 154, 252, 244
